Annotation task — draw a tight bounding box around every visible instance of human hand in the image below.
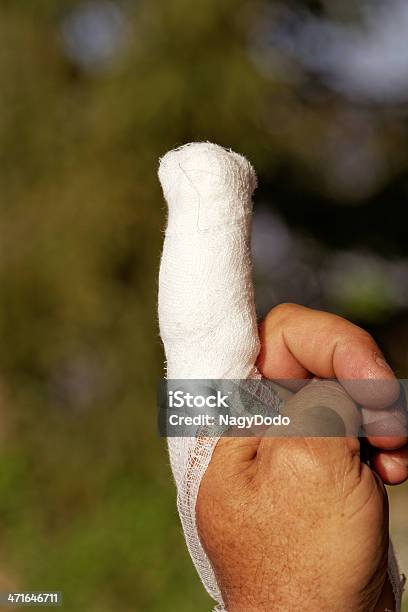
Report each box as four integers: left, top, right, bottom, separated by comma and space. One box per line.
196, 304, 407, 611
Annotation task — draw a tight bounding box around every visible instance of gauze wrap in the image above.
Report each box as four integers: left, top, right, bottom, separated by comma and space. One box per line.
158, 142, 404, 611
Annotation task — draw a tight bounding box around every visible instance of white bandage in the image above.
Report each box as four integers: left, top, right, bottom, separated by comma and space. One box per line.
158, 142, 403, 611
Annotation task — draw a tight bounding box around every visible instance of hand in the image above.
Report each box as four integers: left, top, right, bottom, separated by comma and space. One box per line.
257, 304, 408, 485
196, 304, 407, 611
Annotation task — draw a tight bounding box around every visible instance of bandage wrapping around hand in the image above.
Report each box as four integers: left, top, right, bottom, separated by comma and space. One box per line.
157, 142, 403, 611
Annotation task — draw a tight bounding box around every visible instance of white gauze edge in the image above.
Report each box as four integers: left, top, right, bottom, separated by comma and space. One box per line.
157, 142, 404, 611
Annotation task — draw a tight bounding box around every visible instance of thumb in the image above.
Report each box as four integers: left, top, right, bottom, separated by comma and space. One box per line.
258, 380, 363, 476
281, 379, 362, 438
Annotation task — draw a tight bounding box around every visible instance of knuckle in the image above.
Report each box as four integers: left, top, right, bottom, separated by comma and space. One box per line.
263, 437, 350, 483
282, 439, 328, 472
342, 325, 373, 346
353, 326, 374, 344
266, 302, 301, 324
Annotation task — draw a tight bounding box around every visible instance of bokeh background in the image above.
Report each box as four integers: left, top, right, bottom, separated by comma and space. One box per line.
0, 0, 407, 610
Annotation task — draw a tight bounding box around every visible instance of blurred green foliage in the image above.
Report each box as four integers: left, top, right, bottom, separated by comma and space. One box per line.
0, 0, 407, 610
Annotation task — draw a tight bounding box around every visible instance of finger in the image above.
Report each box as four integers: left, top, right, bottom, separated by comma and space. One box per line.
280, 380, 362, 438
158, 143, 262, 608
257, 303, 400, 409
268, 381, 295, 402
361, 385, 408, 450
258, 381, 362, 474
371, 446, 408, 485
259, 381, 361, 448
158, 142, 259, 380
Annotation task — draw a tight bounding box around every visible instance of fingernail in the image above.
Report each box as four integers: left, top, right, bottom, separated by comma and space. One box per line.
374, 353, 393, 372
